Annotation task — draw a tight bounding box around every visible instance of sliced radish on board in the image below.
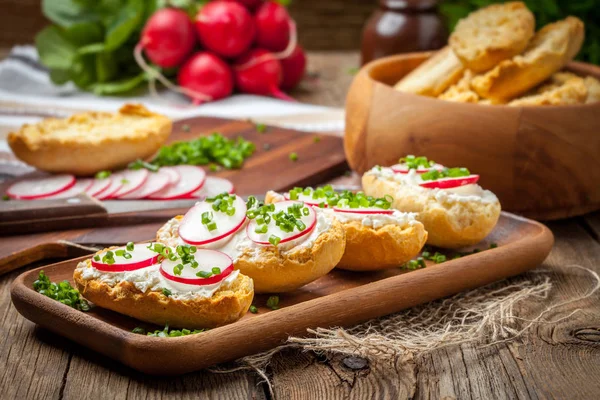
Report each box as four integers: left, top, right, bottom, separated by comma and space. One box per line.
91, 243, 160, 272
247, 200, 317, 246
95, 172, 124, 200
333, 206, 394, 215
189, 176, 235, 199
111, 169, 149, 198
391, 163, 445, 174
7, 174, 76, 200
147, 165, 206, 200
119, 170, 171, 199
45, 178, 94, 199
419, 174, 480, 189
85, 177, 112, 197
178, 195, 247, 247
283, 191, 328, 207
159, 249, 233, 289
160, 166, 181, 185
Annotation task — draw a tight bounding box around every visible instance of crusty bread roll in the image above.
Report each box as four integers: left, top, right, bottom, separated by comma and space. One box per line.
438, 70, 481, 103
394, 47, 465, 97
335, 219, 427, 271
74, 259, 253, 329
449, 2, 535, 73
8, 104, 171, 176
362, 172, 501, 249
584, 76, 600, 104
509, 72, 587, 106
471, 17, 585, 103
157, 213, 346, 293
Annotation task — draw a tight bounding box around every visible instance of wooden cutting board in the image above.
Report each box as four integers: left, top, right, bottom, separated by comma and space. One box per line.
10, 212, 554, 374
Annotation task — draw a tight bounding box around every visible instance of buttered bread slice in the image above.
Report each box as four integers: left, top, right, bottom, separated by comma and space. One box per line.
8, 104, 171, 176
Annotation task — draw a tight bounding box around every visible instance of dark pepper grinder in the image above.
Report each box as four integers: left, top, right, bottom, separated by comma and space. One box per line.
361, 0, 448, 65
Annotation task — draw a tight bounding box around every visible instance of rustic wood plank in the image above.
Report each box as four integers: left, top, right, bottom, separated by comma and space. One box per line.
0, 267, 70, 400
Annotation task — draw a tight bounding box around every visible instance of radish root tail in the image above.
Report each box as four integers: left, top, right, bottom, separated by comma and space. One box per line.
134, 43, 212, 104
235, 21, 298, 71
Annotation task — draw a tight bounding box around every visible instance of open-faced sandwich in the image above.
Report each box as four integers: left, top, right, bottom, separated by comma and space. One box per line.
362, 156, 501, 249
156, 193, 346, 293
266, 187, 427, 271
74, 242, 253, 329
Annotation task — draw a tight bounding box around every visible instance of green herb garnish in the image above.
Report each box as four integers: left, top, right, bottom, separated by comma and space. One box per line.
128, 159, 159, 172
33, 271, 90, 311
256, 123, 267, 133
95, 170, 111, 179
132, 324, 204, 337
399, 155, 435, 170
126, 242, 134, 251
313, 136, 321, 143
151, 132, 255, 170
249, 305, 258, 314
2, 194, 10, 201
162, 288, 172, 297
266, 296, 280, 310
289, 152, 298, 162
196, 270, 212, 278
268, 235, 281, 246
421, 167, 470, 182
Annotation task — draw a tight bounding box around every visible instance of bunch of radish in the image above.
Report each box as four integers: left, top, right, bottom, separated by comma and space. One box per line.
134, 1, 306, 104
6, 167, 235, 201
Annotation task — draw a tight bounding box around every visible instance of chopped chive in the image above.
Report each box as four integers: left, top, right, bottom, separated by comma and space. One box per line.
162, 288, 172, 297
95, 170, 111, 179
256, 123, 267, 133
249, 305, 258, 313
211, 267, 221, 275
490, 243, 498, 249
126, 242, 134, 251
93, 255, 100, 261
268, 235, 281, 246
266, 295, 280, 310
313, 136, 321, 143
289, 152, 298, 162
207, 221, 217, 231
132, 327, 146, 334
2, 194, 9, 201
196, 270, 212, 278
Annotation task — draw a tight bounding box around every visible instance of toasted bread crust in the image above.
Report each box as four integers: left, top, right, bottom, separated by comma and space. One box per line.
8, 104, 171, 176
508, 72, 588, 106
438, 70, 481, 103
362, 174, 501, 249
336, 220, 427, 271
450, 2, 535, 73
73, 260, 254, 329
394, 47, 465, 97
471, 17, 585, 103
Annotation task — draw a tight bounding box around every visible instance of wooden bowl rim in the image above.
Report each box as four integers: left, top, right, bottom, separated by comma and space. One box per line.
361, 51, 600, 111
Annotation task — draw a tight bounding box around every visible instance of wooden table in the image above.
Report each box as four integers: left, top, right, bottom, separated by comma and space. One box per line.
2, 52, 600, 399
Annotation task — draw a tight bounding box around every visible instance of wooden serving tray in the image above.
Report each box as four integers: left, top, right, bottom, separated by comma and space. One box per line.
10, 212, 553, 375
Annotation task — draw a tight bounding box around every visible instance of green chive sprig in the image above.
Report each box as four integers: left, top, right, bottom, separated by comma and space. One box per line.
33, 271, 90, 311
399, 155, 435, 170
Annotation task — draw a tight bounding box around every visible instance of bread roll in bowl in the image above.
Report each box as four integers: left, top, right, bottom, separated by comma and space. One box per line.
74, 259, 253, 329
362, 172, 501, 249
336, 218, 427, 271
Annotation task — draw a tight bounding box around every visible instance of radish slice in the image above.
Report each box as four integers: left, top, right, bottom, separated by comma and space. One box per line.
45, 178, 94, 199
160, 166, 181, 185
283, 191, 328, 207
178, 195, 247, 247
147, 165, 206, 200
333, 206, 394, 215
7, 174, 76, 200
419, 174, 480, 189
91, 244, 160, 272
95, 172, 124, 200
159, 249, 233, 289
111, 169, 149, 198
85, 177, 112, 197
247, 200, 317, 246
391, 163, 445, 174
189, 176, 235, 199
119, 170, 171, 199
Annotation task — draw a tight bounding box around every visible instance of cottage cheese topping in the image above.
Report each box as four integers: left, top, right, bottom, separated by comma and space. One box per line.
366, 166, 498, 204
76, 261, 239, 300
326, 209, 417, 229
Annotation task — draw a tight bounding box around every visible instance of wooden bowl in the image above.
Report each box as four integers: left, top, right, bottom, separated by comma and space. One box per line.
345, 51, 600, 220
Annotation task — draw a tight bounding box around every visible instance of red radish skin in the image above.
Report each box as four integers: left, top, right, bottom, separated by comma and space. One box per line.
7, 174, 76, 200
138, 8, 196, 68
280, 45, 306, 90
234, 49, 293, 100
255, 1, 292, 52
419, 175, 480, 189
160, 263, 234, 286
223, 0, 263, 11
195, 2, 255, 58
177, 52, 234, 104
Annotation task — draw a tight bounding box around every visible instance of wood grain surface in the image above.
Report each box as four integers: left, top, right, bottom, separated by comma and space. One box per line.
2, 52, 600, 399
344, 52, 600, 220
10, 212, 553, 374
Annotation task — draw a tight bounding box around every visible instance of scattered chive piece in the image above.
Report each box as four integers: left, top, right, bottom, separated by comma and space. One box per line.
266, 296, 280, 310
123, 252, 132, 259
93, 255, 100, 261
249, 305, 258, 314
289, 152, 298, 162
197, 270, 212, 278
256, 123, 267, 133
490, 243, 498, 249
313, 136, 321, 143
33, 271, 89, 311
268, 235, 281, 246
182, 124, 191, 132
173, 264, 184, 276
95, 170, 111, 179
421, 167, 470, 182
126, 242, 134, 251
207, 221, 217, 231
209, 164, 221, 172
132, 327, 146, 334
2, 194, 9, 200
128, 159, 159, 172
399, 155, 435, 170
162, 288, 172, 297
121, 179, 130, 185
211, 267, 221, 275
133, 324, 204, 337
